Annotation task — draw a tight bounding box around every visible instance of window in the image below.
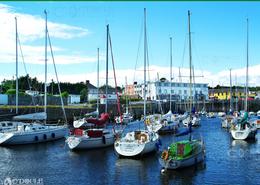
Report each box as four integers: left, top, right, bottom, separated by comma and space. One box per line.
184, 90, 187, 94
179, 90, 182, 95
159, 89, 161, 94
164, 89, 167, 94
171, 90, 174, 94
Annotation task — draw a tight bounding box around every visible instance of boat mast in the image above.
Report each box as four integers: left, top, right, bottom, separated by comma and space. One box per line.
125, 76, 128, 114
229, 68, 233, 112
15, 17, 18, 114
170, 37, 173, 113
235, 74, 238, 111
105, 24, 109, 113
144, 8, 147, 120
97, 48, 99, 113
188, 10, 193, 113
44, 10, 48, 119
245, 18, 249, 112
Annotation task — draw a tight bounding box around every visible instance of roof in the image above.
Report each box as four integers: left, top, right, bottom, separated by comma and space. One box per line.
87, 82, 97, 90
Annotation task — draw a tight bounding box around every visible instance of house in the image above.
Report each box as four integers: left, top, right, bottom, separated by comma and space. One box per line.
208, 87, 245, 100
132, 80, 208, 101
68, 94, 81, 104
99, 88, 118, 104
86, 80, 98, 101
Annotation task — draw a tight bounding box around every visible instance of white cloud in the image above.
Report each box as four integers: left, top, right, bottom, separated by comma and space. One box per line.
0, 3, 94, 65
6, 64, 256, 88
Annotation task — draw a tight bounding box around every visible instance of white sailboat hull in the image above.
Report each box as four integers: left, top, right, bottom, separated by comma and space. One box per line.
114, 131, 159, 157
183, 116, 200, 127
0, 126, 68, 145
66, 133, 114, 150
230, 125, 257, 140
158, 121, 179, 134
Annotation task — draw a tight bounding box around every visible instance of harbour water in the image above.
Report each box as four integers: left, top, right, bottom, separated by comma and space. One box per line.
0, 117, 259, 185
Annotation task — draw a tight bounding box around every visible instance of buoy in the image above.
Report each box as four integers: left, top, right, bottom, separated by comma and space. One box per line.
161, 168, 166, 174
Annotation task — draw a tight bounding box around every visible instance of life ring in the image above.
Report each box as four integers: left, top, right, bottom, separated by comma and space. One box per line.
139, 133, 148, 143
161, 150, 169, 161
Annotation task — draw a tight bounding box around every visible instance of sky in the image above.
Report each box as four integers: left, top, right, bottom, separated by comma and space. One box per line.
0, 2, 260, 88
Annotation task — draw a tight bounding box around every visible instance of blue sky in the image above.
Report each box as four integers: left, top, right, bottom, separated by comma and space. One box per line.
0, 2, 260, 86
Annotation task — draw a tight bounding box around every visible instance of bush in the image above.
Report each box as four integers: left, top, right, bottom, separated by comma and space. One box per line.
61, 91, 69, 98
6, 89, 16, 95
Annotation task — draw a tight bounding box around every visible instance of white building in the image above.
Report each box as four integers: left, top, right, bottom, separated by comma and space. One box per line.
68, 94, 81, 104
134, 80, 208, 101
86, 80, 98, 101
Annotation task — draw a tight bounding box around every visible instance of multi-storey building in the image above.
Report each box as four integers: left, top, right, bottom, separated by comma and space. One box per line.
131, 80, 208, 101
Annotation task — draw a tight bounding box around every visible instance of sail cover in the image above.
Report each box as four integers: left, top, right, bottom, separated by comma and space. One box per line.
86, 113, 109, 126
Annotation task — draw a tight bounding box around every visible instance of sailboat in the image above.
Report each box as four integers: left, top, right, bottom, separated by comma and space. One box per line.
221, 69, 237, 129
159, 11, 205, 171
114, 9, 161, 157
181, 16, 200, 128
66, 26, 117, 150
115, 77, 134, 124
230, 19, 257, 140
0, 12, 68, 145
157, 38, 189, 135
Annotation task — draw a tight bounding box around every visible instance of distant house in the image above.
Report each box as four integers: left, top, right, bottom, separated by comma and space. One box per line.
68, 94, 81, 104
208, 88, 245, 100
99, 88, 118, 104
87, 80, 98, 101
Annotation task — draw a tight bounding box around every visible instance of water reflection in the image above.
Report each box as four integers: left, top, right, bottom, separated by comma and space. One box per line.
160, 162, 206, 185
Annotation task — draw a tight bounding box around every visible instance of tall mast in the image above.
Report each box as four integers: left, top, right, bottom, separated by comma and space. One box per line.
169, 37, 173, 112
235, 74, 238, 111
245, 18, 249, 112
105, 24, 109, 113
229, 68, 233, 111
44, 10, 48, 117
125, 76, 128, 113
97, 48, 99, 113
144, 8, 147, 120
188, 10, 193, 113
15, 17, 18, 114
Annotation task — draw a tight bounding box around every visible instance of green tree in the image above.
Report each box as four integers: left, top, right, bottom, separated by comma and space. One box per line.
61, 91, 69, 98
6, 89, 16, 95
80, 88, 88, 102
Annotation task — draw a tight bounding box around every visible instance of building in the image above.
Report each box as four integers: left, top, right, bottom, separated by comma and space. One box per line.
208, 88, 246, 100
125, 84, 135, 96
68, 94, 80, 104
99, 88, 118, 104
86, 80, 98, 101
132, 80, 208, 101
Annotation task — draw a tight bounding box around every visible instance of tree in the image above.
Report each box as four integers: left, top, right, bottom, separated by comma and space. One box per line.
61, 91, 69, 98
6, 89, 16, 95
80, 88, 88, 102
